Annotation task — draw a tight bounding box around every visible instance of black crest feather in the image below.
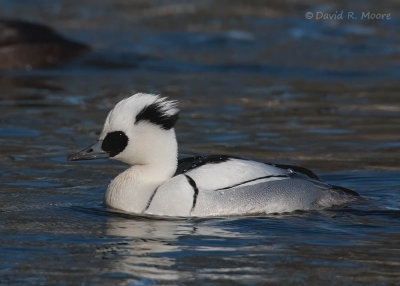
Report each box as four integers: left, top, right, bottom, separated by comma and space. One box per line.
135, 100, 179, 130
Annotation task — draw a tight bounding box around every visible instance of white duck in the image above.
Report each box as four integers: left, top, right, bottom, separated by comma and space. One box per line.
68, 93, 358, 217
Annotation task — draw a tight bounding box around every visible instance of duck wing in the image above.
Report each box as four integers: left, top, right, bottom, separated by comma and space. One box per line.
175, 155, 240, 175
147, 156, 358, 217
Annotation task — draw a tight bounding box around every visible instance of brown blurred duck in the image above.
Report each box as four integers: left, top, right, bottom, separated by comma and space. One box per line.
0, 19, 90, 70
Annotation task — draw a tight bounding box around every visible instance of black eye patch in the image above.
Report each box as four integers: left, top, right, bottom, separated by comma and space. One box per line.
101, 131, 128, 157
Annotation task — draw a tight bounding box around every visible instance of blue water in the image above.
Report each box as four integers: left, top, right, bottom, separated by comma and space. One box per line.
1, 0, 400, 285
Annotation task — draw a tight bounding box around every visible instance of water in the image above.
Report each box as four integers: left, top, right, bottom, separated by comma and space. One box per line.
1, 0, 400, 285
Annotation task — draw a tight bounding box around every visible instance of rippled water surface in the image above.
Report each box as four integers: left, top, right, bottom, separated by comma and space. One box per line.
1, 0, 400, 285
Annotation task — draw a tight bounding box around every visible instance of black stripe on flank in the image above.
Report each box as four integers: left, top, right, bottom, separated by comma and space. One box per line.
143, 187, 159, 212
215, 174, 289, 191
185, 175, 199, 212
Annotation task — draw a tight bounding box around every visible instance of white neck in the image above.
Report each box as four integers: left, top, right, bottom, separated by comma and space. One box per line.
104, 132, 178, 213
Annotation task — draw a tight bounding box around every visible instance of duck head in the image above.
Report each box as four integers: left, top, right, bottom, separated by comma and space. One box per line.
68, 93, 180, 170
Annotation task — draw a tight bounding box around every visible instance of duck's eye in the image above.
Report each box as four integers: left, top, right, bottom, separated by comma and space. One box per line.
102, 131, 128, 157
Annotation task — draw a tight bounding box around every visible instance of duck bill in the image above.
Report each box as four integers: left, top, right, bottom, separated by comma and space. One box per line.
67, 140, 110, 161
